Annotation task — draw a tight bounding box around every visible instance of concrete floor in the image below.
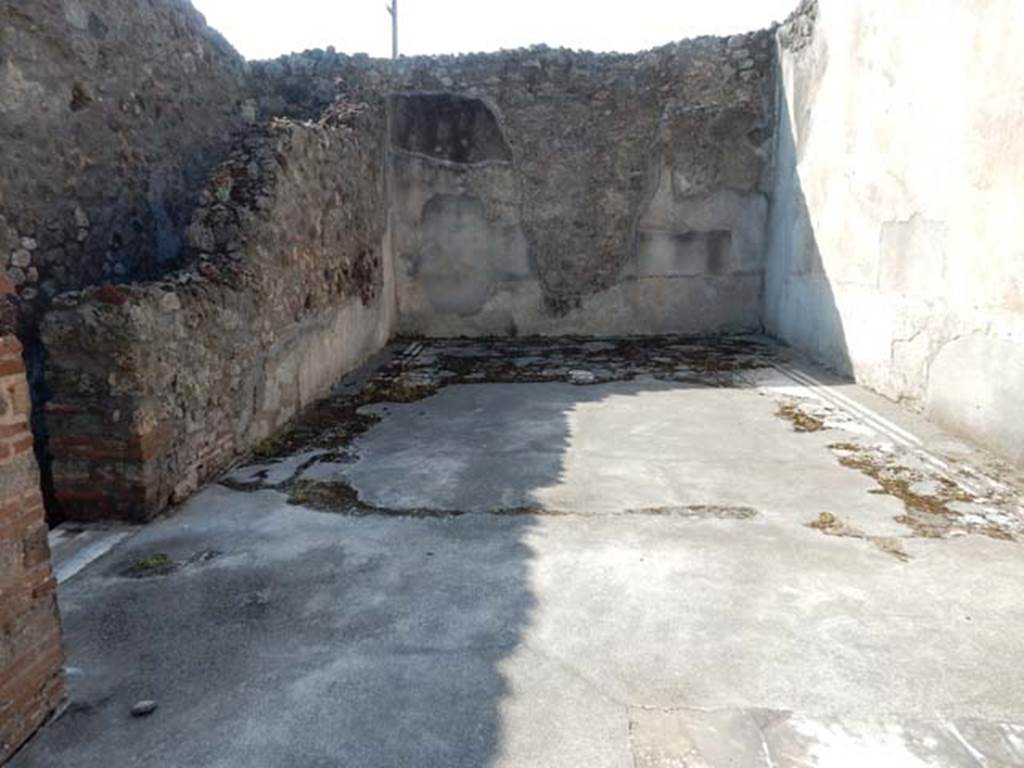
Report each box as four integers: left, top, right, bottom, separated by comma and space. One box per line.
14, 337, 1024, 767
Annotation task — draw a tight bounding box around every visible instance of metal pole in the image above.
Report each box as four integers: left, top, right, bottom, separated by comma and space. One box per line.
387, 0, 398, 59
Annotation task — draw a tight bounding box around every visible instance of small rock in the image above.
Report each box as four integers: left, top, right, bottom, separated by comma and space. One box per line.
159, 292, 182, 312
42, 247, 65, 265
11, 249, 31, 268
240, 100, 257, 124
909, 480, 941, 498
73, 205, 90, 229
568, 370, 596, 385
130, 700, 158, 718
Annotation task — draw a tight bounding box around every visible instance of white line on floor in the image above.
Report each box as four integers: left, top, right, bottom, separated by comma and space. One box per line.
50, 526, 138, 584
771, 362, 988, 498
771, 362, 922, 447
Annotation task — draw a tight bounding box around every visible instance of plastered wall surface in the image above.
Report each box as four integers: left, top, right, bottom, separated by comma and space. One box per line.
253, 40, 777, 336
766, 0, 1024, 463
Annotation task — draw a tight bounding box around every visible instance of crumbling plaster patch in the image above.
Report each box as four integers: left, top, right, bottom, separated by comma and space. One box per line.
250, 34, 777, 336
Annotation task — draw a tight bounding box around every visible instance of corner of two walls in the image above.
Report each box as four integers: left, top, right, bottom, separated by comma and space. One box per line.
245, 8, 1024, 467
21, 0, 1024, 528
42, 114, 396, 521
376, 40, 777, 337
764, 0, 1024, 465
2, 0, 253, 527
35, 33, 782, 523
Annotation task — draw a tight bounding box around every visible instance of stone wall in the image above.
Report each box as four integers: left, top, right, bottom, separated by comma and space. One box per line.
252, 38, 777, 336
2, 0, 251, 521
765, 0, 1024, 464
1, 0, 249, 326
26, 30, 779, 524
41, 106, 394, 521
0, 277, 63, 761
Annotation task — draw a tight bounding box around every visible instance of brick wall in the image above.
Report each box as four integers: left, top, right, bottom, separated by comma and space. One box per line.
0, 274, 63, 762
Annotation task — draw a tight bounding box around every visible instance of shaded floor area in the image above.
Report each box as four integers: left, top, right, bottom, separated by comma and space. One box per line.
14, 337, 1024, 767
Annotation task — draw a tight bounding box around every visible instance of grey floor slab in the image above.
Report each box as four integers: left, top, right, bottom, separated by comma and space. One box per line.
14, 338, 1024, 768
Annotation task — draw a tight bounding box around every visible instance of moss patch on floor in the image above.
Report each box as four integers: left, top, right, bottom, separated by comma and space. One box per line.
776, 403, 826, 433
807, 511, 910, 562
123, 552, 176, 578
827, 443, 1018, 542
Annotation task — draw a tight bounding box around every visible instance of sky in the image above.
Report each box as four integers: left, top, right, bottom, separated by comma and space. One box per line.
192, 0, 799, 60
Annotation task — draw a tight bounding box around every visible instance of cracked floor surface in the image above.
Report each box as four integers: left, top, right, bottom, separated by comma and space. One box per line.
16, 336, 1024, 767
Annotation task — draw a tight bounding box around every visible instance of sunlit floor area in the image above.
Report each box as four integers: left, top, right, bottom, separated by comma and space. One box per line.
15, 338, 1024, 767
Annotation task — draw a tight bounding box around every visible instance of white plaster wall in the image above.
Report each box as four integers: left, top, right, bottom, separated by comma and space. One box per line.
765, 0, 1024, 464
391, 152, 766, 338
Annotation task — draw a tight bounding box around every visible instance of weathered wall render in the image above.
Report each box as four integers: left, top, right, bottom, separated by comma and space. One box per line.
252, 38, 777, 336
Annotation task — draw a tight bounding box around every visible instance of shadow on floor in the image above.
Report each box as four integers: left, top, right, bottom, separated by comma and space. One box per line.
20, 335, 1023, 767
7, 335, 848, 767
15, 337, 781, 766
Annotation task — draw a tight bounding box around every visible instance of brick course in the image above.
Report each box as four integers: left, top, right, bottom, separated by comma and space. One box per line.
0, 285, 63, 763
